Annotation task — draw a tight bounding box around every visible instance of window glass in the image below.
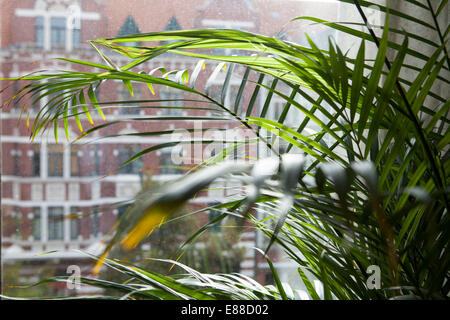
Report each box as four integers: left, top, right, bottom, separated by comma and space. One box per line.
12, 143, 20, 176
13, 207, 21, 239
159, 86, 183, 115
118, 87, 141, 115
32, 144, 41, 177
47, 144, 63, 177
118, 145, 142, 174
70, 145, 81, 177
117, 206, 128, 220
92, 145, 102, 176
35, 16, 44, 48
208, 206, 222, 232
160, 149, 182, 175
1, 0, 344, 298
72, 28, 81, 48
50, 17, 66, 48
32, 207, 42, 241
69, 207, 80, 240
92, 206, 100, 238
48, 207, 64, 241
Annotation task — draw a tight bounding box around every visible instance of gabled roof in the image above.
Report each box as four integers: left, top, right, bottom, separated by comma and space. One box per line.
118, 15, 140, 36
165, 16, 181, 31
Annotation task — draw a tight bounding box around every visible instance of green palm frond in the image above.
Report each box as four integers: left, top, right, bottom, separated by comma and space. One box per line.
2, 251, 292, 300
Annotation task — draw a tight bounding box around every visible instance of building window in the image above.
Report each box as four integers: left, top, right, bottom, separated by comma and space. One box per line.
160, 149, 182, 175
50, 17, 66, 48
159, 87, 183, 115
13, 143, 20, 176
47, 144, 63, 177
12, 81, 20, 112
48, 207, 64, 241
13, 208, 21, 239
35, 16, 44, 48
118, 145, 142, 174
70, 207, 80, 240
35, 13, 82, 50
118, 87, 141, 115
93, 145, 101, 176
271, 99, 284, 122
70, 145, 81, 177
32, 207, 41, 241
72, 25, 81, 48
32, 144, 41, 177
208, 206, 222, 232
68, 3, 82, 48
208, 84, 240, 115
117, 206, 127, 220
92, 206, 100, 238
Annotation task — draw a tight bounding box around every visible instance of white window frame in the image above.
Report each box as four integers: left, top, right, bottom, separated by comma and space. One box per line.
15, 4, 99, 51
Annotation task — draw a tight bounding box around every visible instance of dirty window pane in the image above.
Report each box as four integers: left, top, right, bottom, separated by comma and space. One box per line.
1, 0, 345, 299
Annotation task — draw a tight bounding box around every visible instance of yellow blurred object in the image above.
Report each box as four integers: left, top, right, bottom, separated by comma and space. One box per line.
93, 252, 107, 276
120, 207, 168, 250
120, 200, 186, 250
